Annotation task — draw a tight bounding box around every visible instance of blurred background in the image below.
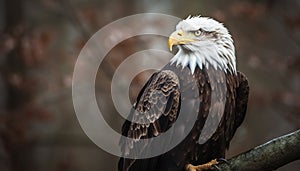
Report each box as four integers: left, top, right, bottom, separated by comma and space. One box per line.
0, 0, 299, 171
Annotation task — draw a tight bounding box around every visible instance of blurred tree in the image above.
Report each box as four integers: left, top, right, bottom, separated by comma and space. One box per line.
1, 0, 51, 170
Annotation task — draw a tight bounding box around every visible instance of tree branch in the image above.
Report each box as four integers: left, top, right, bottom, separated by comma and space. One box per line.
217, 129, 300, 171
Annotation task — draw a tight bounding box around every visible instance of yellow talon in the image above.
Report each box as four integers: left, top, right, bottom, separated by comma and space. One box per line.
185, 159, 219, 171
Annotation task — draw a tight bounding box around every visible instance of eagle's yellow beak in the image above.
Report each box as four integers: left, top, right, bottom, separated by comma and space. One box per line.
168, 29, 195, 51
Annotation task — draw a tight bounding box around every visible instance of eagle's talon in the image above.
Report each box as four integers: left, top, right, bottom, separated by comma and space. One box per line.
212, 158, 230, 171
216, 158, 229, 164
185, 164, 196, 171
185, 159, 219, 171
212, 164, 221, 171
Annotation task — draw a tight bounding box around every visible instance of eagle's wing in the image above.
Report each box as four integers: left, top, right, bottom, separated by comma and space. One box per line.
225, 71, 249, 147
118, 70, 180, 171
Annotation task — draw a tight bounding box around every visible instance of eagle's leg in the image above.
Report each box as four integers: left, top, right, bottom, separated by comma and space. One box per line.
185, 159, 219, 171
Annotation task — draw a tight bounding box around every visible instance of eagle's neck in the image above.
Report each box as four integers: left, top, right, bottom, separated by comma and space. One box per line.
170, 44, 236, 75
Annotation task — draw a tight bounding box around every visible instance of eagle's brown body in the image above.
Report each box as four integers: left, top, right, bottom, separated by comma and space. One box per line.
118, 62, 249, 171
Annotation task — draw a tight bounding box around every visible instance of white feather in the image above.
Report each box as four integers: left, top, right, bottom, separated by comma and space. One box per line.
189, 54, 197, 74
181, 55, 189, 69
196, 55, 203, 69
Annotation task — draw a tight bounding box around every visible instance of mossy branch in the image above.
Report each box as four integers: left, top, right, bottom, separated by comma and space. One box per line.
216, 129, 300, 171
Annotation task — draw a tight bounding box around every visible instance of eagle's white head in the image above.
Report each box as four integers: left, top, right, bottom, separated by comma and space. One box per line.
168, 16, 236, 74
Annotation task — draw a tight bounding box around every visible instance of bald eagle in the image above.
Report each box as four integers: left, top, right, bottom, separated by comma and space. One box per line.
118, 16, 249, 171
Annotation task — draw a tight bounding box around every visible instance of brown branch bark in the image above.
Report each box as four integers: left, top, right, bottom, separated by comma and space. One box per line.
216, 129, 300, 171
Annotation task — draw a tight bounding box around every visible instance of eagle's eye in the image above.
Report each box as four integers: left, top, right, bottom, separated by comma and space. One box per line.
194, 30, 202, 36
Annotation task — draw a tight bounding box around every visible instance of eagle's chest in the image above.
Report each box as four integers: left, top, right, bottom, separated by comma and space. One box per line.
161, 63, 230, 166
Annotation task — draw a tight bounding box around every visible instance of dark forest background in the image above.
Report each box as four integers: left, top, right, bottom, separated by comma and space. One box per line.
0, 0, 299, 171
